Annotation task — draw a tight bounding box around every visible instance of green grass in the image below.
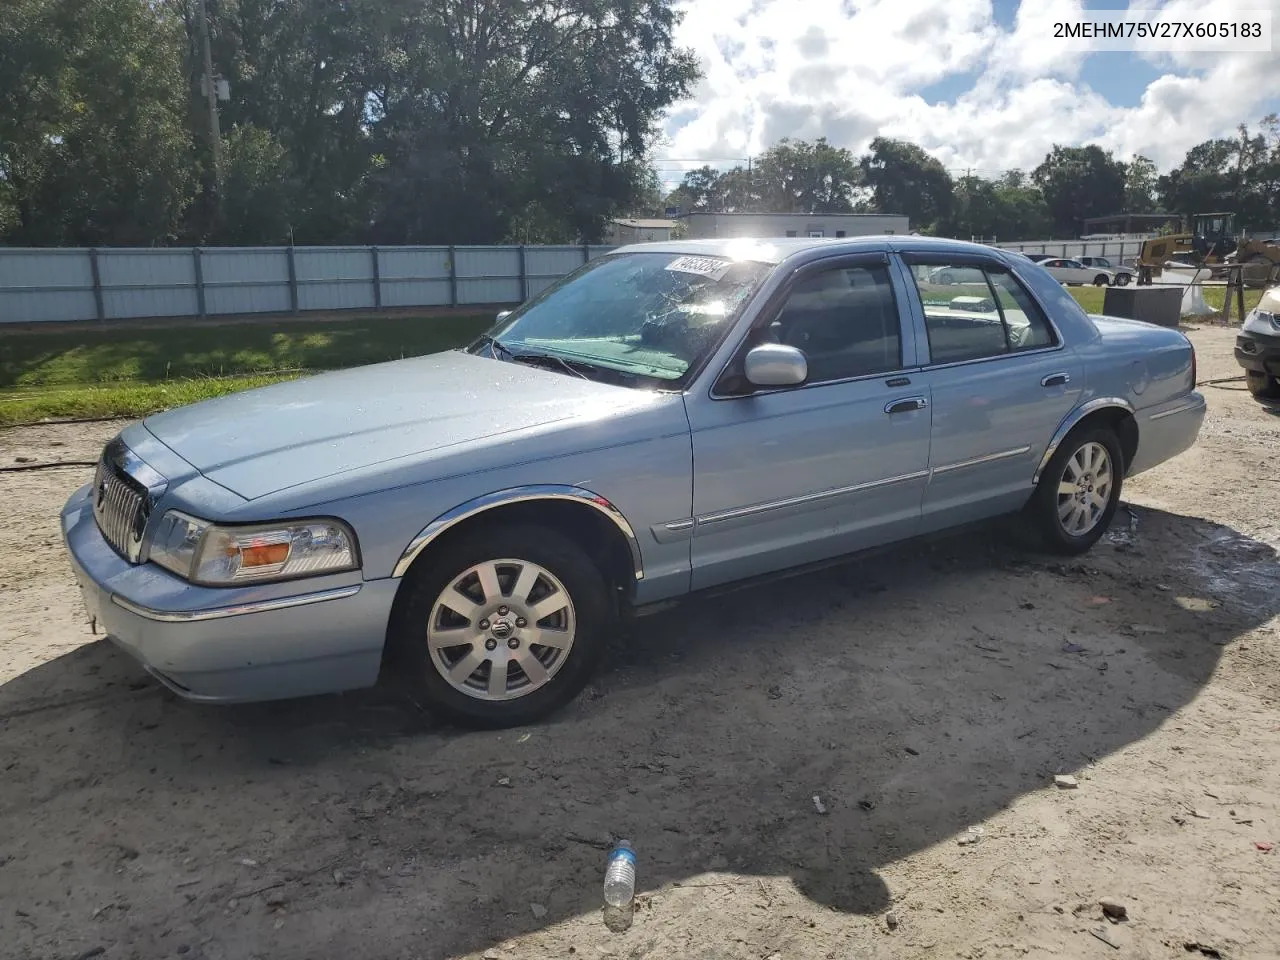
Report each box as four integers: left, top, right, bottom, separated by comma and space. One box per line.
0, 312, 493, 426
0, 288, 1269, 427
0, 312, 492, 388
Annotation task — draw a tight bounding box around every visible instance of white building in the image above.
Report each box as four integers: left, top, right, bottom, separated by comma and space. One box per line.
606, 218, 678, 244
682, 212, 909, 240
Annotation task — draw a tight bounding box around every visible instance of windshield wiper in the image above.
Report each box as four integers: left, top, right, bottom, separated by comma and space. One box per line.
507, 351, 592, 380
474, 334, 515, 360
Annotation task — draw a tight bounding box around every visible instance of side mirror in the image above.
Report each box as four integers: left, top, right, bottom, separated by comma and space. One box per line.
496, 310, 512, 322
744, 343, 807, 387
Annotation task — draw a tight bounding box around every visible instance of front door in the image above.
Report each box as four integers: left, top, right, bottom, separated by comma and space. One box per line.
900, 254, 1083, 529
682, 254, 932, 590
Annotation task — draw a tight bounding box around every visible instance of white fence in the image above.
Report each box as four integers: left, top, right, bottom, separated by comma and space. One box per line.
0, 244, 616, 324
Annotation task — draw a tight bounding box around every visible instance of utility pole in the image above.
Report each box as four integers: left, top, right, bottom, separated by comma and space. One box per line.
195, 0, 222, 187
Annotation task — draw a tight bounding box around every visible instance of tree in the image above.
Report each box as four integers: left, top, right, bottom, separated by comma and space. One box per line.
1124, 156, 1158, 213
364, 0, 699, 244
860, 138, 954, 233
1, 0, 195, 245
1156, 124, 1280, 231
945, 173, 1052, 241
752, 138, 862, 213
1032, 145, 1127, 236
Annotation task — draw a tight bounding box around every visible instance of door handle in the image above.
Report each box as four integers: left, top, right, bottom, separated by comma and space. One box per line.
1041, 372, 1071, 388
885, 396, 928, 415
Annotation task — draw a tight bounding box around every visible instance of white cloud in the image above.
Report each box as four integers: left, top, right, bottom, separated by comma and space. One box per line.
660, 0, 1280, 182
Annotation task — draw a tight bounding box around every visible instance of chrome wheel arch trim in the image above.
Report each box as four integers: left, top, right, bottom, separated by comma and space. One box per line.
392, 485, 644, 581
1032, 397, 1135, 485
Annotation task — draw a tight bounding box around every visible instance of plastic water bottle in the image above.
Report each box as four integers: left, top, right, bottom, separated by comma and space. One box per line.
603, 839, 636, 908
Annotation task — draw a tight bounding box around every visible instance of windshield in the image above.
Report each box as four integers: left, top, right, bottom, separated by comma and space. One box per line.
470, 251, 774, 387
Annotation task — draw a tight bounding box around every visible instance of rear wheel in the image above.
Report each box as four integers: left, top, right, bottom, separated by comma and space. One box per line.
1094, 274, 1110, 286
1028, 426, 1124, 555
1246, 371, 1280, 401
388, 524, 613, 728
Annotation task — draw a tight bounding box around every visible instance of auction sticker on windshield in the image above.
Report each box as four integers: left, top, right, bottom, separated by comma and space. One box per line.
665, 255, 733, 280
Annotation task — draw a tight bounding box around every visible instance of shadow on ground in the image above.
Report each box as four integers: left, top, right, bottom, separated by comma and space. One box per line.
2, 506, 1276, 959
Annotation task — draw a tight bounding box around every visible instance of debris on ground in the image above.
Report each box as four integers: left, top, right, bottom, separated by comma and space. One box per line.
1184, 943, 1224, 958
1054, 775, 1079, 789
530, 903, 548, 919
812, 795, 827, 815
497, 777, 511, 787
1189, 808, 1210, 819
957, 826, 984, 846
885, 911, 900, 930
1090, 926, 1121, 949
1088, 596, 1112, 605
1061, 642, 1086, 654
1255, 841, 1274, 852
1129, 624, 1168, 635
1099, 898, 1128, 921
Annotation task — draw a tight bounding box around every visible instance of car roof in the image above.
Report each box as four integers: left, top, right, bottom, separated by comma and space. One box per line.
608, 234, 1017, 266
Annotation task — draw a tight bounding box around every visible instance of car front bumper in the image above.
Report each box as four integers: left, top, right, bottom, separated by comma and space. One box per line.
61, 483, 394, 703
1235, 330, 1280, 376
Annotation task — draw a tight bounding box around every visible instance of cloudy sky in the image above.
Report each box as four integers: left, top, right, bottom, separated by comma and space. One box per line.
656, 0, 1280, 186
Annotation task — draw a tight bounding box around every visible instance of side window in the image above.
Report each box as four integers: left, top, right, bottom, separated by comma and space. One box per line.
908, 262, 1056, 364
986, 269, 1055, 350
769, 263, 902, 383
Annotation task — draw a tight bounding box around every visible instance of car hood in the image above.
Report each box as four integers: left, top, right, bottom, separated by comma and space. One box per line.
143, 351, 667, 500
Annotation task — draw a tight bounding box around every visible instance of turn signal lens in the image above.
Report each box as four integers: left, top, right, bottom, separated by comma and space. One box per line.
238, 541, 292, 568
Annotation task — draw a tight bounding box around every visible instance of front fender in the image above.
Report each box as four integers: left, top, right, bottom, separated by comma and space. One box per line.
390, 484, 644, 580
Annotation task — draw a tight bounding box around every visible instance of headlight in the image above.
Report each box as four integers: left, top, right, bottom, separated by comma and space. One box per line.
149, 511, 359, 585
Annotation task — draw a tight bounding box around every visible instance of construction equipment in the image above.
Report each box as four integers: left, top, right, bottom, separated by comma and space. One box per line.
1135, 212, 1238, 285
1221, 235, 1280, 286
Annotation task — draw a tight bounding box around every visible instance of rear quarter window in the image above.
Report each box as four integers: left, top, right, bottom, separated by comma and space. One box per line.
1011, 259, 1091, 333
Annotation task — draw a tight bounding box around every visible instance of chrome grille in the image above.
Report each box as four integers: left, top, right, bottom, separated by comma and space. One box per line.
92, 451, 148, 562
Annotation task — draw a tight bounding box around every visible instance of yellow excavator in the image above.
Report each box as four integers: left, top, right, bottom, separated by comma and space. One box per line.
1136, 212, 1280, 286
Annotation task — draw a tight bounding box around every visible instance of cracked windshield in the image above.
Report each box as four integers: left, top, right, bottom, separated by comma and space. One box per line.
482, 252, 773, 382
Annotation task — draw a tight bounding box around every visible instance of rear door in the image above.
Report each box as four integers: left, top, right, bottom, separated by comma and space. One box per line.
899, 252, 1083, 528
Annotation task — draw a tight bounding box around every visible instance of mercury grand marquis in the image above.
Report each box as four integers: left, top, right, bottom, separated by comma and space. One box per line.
62, 236, 1206, 727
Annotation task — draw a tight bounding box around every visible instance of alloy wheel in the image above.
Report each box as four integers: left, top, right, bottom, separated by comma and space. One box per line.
426, 558, 577, 701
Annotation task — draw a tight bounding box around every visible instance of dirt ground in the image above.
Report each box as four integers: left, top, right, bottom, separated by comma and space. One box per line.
2, 324, 1279, 960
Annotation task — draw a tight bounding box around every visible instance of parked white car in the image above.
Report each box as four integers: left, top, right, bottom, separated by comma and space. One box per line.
1079, 257, 1133, 286
1039, 258, 1117, 287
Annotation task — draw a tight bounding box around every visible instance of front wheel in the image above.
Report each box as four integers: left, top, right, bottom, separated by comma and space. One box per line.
1028, 426, 1124, 554
1094, 274, 1110, 286
1115, 273, 1131, 286
1246, 371, 1280, 401
388, 524, 613, 728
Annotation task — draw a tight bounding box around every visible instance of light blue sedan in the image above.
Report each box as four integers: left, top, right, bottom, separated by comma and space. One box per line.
61, 237, 1206, 727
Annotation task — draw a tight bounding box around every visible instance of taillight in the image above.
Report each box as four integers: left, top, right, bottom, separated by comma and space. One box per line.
1190, 341, 1197, 387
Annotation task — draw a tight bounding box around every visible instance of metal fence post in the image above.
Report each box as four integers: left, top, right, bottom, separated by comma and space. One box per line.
371, 246, 382, 309
448, 245, 458, 306
286, 245, 299, 313
88, 248, 106, 321
518, 245, 528, 302
193, 247, 207, 317
581, 242, 590, 265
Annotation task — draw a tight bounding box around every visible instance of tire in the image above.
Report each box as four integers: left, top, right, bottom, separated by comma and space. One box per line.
938, 271, 956, 284
1094, 274, 1110, 286
1028, 426, 1124, 555
1115, 273, 1131, 286
1246, 371, 1280, 401
387, 524, 613, 728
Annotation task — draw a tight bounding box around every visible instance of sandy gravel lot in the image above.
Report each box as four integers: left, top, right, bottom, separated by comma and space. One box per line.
2, 324, 1278, 960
